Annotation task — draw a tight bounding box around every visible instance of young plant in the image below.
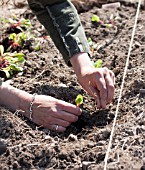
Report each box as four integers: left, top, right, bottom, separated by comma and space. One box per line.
7, 32, 27, 51
91, 15, 104, 25
75, 94, 83, 107
6, 32, 41, 51
91, 14, 117, 28
92, 59, 103, 68
88, 37, 97, 54
0, 17, 32, 33
0, 45, 25, 78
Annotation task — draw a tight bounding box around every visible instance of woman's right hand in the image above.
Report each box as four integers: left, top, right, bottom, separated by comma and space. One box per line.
29, 95, 82, 132
0, 84, 81, 132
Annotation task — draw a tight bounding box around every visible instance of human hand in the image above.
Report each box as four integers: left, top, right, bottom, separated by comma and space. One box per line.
70, 53, 115, 109
29, 95, 82, 132
77, 67, 115, 109
0, 84, 81, 133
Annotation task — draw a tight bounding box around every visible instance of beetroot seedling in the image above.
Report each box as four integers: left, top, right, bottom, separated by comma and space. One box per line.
88, 37, 97, 55
91, 14, 119, 28
0, 17, 32, 33
91, 15, 104, 25
75, 94, 83, 107
0, 45, 25, 78
93, 59, 103, 68
6, 32, 41, 52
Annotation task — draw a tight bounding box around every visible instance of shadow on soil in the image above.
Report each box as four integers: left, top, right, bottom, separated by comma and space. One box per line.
24, 84, 115, 138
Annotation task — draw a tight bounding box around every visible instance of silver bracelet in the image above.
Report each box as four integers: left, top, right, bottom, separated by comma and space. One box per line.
29, 93, 37, 120
0, 78, 3, 86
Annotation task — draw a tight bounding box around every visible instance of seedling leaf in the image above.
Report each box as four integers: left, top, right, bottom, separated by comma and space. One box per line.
91, 15, 100, 23
0, 45, 4, 56
93, 59, 103, 68
75, 94, 83, 107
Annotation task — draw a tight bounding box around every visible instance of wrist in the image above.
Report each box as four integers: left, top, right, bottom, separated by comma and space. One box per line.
19, 91, 33, 118
70, 52, 94, 78
0, 83, 35, 119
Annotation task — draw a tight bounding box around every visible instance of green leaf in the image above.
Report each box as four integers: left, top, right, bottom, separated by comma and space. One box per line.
10, 64, 23, 72
88, 37, 93, 46
2, 66, 11, 78
0, 45, 4, 56
0, 18, 10, 23
17, 26, 23, 32
9, 33, 17, 42
110, 14, 114, 20
104, 24, 113, 28
13, 53, 25, 64
18, 32, 27, 46
75, 94, 83, 106
8, 18, 15, 24
13, 53, 24, 58
6, 56, 25, 65
34, 43, 41, 51
13, 15, 17, 19
21, 18, 31, 27
3, 70, 10, 78
91, 15, 100, 23
93, 59, 103, 68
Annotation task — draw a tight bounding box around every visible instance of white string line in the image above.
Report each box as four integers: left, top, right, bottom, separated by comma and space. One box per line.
104, 0, 142, 169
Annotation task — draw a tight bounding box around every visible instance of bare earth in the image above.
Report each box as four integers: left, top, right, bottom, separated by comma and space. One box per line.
0, 1, 145, 170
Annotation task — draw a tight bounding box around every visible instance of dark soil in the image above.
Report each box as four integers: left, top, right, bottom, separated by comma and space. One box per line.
0, 2, 145, 170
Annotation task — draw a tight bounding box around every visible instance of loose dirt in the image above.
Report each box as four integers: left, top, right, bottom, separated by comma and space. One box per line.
0, 1, 145, 170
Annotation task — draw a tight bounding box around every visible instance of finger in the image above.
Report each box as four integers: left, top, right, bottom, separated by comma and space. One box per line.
59, 111, 78, 122
104, 72, 115, 104
109, 70, 115, 84
95, 74, 107, 109
59, 101, 82, 116
49, 117, 71, 128
47, 124, 66, 132
89, 85, 101, 109
35, 117, 67, 132
43, 107, 79, 123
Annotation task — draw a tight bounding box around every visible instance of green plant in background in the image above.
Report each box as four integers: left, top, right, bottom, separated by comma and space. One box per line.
91, 14, 119, 28
91, 14, 104, 25
0, 45, 25, 78
91, 15, 101, 23
88, 37, 97, 54
7, 32, 41, 51
0, 16, 42, 52
92, 59, 103, 68
75, 94, 83, 107
7, 32, 27, 50
0, 17, 32, 32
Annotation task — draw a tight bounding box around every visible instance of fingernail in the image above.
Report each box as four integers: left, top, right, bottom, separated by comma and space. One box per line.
101, 103, 106, 109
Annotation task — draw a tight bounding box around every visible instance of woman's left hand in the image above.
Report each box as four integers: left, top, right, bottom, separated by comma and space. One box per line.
70, 53, 115, 109
77, 66, 115, 109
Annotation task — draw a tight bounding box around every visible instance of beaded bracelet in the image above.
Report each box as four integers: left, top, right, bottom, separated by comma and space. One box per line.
29, 93, 37, 120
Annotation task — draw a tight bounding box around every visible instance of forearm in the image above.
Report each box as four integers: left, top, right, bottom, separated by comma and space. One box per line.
27, 0, 90, 66
70, 52, 94, 79
0, 83, 32, 118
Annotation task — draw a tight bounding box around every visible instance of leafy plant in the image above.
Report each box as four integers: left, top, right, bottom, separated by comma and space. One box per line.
7, 32, 26, 50
6, 32, 41, 51
75, 94, 83, 107
91, 14, 119, 28
91, 14, 104, 25
93, 59, 103, 68
0, 17, 32, 33
0, 45, 25, 78
88, 37, 97, 55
